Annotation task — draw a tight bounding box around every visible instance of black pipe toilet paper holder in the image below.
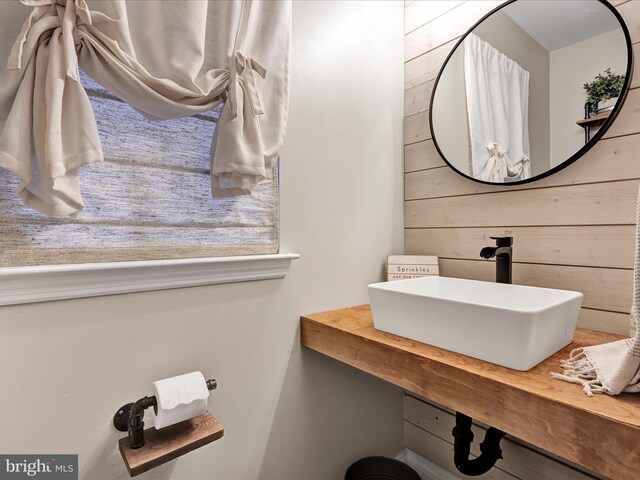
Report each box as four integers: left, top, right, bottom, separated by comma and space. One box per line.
113, 378, 217, 449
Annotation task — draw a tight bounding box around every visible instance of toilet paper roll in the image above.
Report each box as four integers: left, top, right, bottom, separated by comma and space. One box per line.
153, 371, 210, 429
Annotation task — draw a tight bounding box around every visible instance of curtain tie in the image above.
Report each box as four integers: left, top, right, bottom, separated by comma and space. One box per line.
486, 142, 506, 159
8, 0, 92, 81
484, 142, 508, 182
227, 51, 267, 120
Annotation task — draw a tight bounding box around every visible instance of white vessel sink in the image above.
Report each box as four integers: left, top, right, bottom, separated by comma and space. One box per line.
368, 276, 583, 371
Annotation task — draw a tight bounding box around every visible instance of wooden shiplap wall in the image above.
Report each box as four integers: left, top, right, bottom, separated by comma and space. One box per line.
404, 0, 640, 337
0, 72, 278, 266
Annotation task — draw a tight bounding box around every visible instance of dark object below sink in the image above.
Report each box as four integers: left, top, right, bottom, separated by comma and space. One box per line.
345, 456, 421, 480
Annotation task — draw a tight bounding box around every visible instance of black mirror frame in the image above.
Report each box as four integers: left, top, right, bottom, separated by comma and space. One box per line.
428, 0, 634, 186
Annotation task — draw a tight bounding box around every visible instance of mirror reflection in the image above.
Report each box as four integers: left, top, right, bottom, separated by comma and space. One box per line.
431, 0, 630, 184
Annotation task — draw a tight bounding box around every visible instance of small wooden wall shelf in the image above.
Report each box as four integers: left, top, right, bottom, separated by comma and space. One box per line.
576, 111, 610, 127
300, 305, 640, 480
118, 412, 224, 477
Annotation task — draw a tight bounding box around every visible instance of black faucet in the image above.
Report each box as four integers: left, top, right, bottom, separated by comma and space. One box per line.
479, 236, 513, 284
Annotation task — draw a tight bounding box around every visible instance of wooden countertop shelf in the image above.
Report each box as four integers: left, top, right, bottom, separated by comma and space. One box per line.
300, 305, 640, 480
118, 412, 224, 477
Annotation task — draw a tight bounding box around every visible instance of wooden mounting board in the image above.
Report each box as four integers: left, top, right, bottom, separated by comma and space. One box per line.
300, 305, 640, 480
118, 412, 224, 477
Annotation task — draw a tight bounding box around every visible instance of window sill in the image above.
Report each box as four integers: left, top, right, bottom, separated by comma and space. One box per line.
0, 253, 300, 306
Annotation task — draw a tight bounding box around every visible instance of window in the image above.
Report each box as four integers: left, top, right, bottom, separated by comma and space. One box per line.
0, 71, 279, 267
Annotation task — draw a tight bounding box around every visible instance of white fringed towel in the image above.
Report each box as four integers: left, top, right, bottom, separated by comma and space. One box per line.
552, 186, 640, 396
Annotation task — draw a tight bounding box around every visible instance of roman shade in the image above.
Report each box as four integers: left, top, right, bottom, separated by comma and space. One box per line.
0, 0, 291, 216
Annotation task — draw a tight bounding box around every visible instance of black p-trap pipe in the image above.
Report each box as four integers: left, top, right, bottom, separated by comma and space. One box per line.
452, 412, 506, 476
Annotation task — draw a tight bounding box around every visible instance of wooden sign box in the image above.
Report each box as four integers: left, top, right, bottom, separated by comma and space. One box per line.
387, 255, 439, 281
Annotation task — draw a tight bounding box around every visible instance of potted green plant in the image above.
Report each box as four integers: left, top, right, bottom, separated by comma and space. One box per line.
583, 68, 625, 115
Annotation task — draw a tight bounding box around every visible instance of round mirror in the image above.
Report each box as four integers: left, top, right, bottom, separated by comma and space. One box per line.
430, 0, 633, 185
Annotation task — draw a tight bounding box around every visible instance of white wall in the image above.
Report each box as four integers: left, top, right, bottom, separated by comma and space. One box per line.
0, 2, 405, 479
550, 29, 628, 167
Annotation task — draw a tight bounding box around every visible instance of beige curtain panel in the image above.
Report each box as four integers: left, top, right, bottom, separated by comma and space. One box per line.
0, 0, 291, 216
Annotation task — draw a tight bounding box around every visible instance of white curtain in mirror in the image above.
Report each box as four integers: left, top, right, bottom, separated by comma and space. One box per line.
464, 34, 531, 182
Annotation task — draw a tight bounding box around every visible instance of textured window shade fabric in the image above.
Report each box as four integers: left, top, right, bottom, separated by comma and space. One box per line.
0, 0, 291, 216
